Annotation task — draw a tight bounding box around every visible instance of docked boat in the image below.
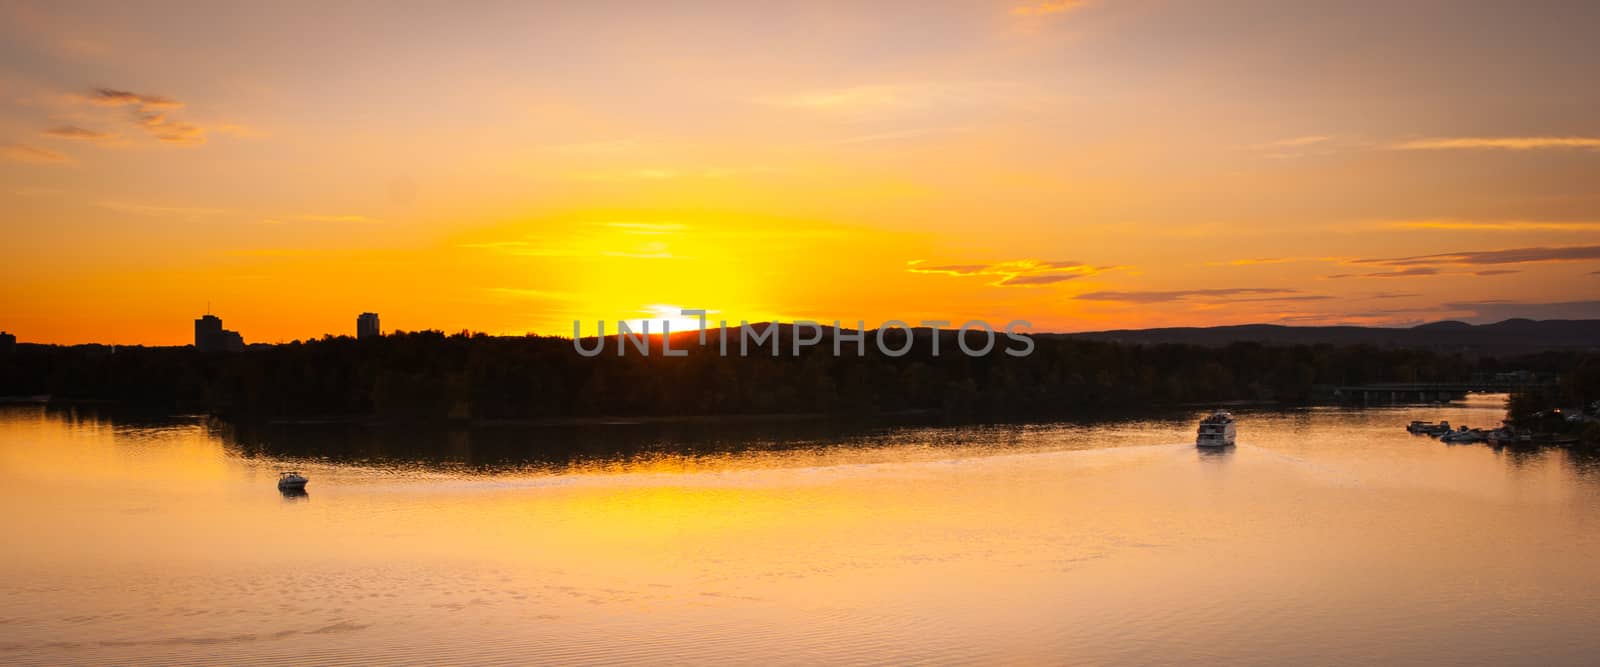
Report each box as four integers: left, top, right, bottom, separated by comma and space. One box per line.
277, 471, 309, 491
1407, 420, 1452, 436
1196, 410, 1237, 448
1439, 426, 1487, 443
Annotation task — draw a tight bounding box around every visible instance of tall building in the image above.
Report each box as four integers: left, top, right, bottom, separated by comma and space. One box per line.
0, 331, 15, 355
194, 314, 246, 352
357, 312, 381, 339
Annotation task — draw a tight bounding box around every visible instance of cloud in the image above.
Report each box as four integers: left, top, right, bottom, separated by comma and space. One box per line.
42, 125, 117, 143
906, 263, 992, 276
1249, 135, 1332, 149
995, 274, 1084, 286
1210, 255, 1347, 266
1351, 244, 1600, 267
907, 258, 1121, 287
1242, 135, 1369, 159
134, 112, 204, 144
1072, 288, 1314, 303
89, 88, 182, 109
1369, 292, 1420, 299
1012, 0, 1087, 16
1443, 300, 1600, 322
1390, 137, 1600, 151
79, 87, 207, 145
1473, 269, 1521, 276
1382, 219, 1600, 232
594, 222, 686, 235
757, 82, 1033, 115
1326, 267, 1440, 279
1, 142, 72, 164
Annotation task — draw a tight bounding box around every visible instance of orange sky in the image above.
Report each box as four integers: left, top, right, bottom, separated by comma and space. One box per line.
2, 0, 1598, 345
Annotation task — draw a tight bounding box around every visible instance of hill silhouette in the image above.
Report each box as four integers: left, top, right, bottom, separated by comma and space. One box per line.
1058, 319, 1600, 356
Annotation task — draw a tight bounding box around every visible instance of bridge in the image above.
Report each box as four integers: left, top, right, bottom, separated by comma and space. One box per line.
1333, 380, 1556, 404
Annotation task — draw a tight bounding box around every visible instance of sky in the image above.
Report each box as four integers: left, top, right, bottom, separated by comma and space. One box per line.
1, 0, 1598, 345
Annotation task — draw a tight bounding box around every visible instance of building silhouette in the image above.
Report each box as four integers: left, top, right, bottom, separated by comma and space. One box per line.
194, 314, 246, 352
357, 312, 381, 339
0, 331, 14, 355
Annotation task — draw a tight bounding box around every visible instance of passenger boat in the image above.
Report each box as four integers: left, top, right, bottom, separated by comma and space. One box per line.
277, 471, 309, 491
1196, 410, 1237, 448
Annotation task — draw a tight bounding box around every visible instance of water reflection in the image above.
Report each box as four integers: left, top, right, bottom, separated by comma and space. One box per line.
1493, 443, 1552, 469
279, 487, 309, 502
6, 398, 1600, 666
210, 412, 1212, 474
1568, 447, 1600, 480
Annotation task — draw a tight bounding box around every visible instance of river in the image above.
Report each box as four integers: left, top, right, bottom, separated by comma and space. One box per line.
3, 395, 1599, 665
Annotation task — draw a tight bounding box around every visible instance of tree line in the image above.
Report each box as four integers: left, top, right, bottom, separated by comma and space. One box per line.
1, 328, 1590, 423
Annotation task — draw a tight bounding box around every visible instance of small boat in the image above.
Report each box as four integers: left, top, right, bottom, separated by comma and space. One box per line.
1197, 410, 1237, 448
277, 471, 309, 491
1407, 420, 1452, 436
1439, 426, 1487, 443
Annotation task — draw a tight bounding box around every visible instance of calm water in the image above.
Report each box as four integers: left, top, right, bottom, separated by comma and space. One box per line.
4, 396, 1600, 666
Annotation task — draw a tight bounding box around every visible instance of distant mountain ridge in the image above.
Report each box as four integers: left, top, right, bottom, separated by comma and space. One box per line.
1055, 319, 1600, 355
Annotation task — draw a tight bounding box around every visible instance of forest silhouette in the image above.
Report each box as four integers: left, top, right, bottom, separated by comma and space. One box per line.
5, 325, 1592, 423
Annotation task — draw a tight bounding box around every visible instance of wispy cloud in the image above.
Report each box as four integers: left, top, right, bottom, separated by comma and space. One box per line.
42, 125, 118, 143
1073, 288, 1323, 303
908, 263, 993, 277
592, 221, 686, 235
1209, 255, 1348, 267
88, 88, 181, 109
758, 82, 1030, 114
1011, 0, 1087, 17
134, 111, 204, 144
1382, 219, 1600, 232
996, 273, 1084, 286
1, 142, 72, 164
907, 258, 1121, 287
1351, 244, 1600, 267
1327, 267, 1440, 279
1390, 136, 1600, 151
1243, 135, 1364, 159
1250, 135, 1332, 149
79, 87, 206, 145
1443, 300, 1600, 322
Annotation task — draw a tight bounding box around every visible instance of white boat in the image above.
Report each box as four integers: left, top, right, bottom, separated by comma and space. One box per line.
277, 471, 308, 491
1196, 410, 1237, 448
